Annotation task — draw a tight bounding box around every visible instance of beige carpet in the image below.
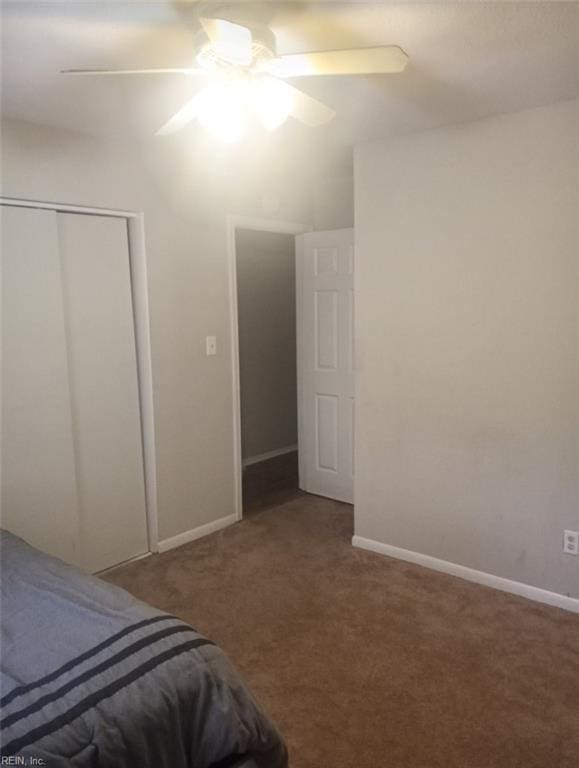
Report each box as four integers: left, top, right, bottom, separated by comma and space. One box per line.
105, 496, 579, 768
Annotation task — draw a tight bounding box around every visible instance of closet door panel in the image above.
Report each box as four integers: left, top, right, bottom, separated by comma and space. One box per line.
58, 213, 148, 572
1, 205, 81, 564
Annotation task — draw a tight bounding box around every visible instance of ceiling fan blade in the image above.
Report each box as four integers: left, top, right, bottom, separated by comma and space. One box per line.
281, 82, 335, 127
156, 90, 207, 136
268, 46, 409, 78
199, 17, 253, 66
61, 68, 206, 76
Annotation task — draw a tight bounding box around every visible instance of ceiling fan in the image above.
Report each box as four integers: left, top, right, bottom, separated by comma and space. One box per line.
62, 17, 408, 142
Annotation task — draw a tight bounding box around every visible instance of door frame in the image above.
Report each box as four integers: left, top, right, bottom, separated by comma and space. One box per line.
0, 197, 159, 555
226, 215, 308, 521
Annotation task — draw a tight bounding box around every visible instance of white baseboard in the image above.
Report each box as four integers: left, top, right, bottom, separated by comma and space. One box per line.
242, 444, 298, 468
352, 535, 579, 614
96, 551, 151, 576
158, 514, 237, 553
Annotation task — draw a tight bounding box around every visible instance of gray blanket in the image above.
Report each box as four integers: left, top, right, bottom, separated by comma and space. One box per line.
0, 531, 287, 768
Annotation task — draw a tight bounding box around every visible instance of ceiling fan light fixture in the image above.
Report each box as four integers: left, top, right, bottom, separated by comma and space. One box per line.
199, 18, 253, 68
251, 76, 293, 131
64, 16, 407, 139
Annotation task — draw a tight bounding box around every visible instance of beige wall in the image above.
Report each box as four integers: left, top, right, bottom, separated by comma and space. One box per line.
236, 229, 297, 461
354, 100, 578, 598
0, 119, 313, 541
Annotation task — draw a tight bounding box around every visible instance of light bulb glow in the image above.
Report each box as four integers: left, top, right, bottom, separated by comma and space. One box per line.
251, 77, 293, 131
190, 74, 292, 143
196, 79, 248, 143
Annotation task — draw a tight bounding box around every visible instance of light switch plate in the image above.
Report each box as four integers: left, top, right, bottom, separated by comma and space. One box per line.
563, 530, 578, 556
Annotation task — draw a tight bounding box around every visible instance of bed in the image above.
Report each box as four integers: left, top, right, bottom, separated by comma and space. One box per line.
0, 530, 288, 768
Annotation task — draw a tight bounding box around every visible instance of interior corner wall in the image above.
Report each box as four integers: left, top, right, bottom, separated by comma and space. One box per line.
0, 119, 313, 543
313, 174, 354, 231
354, 100, 578, 599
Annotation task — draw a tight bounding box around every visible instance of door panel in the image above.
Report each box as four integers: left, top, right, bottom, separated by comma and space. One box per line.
315, 290, 338, 369
58, 213, 148, 572
297, 228, 354, 503
315, 246, 339, 276
316, 394, 339, 472
1, 206, 81, 564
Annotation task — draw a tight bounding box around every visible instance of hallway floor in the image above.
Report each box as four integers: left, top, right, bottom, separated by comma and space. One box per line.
242, 450, 302, 516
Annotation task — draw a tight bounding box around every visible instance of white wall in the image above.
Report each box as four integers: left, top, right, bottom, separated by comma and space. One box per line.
236, 229, 297, 461
354, 100, 578, 598
313, 174, 354, 231
0, 119, 313, 543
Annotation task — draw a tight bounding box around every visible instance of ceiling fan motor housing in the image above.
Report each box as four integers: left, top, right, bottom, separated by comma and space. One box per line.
195, 24, 277, 71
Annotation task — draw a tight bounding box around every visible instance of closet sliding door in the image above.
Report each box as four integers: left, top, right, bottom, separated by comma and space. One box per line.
1, 205, 149, 573
1, 206, 82, 565
58, 213, 148, 573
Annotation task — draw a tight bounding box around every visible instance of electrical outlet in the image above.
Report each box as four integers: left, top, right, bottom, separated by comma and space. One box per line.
563, 530, 578, 556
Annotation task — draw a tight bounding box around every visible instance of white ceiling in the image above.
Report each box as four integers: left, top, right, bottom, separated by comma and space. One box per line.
1, 1, 577, 157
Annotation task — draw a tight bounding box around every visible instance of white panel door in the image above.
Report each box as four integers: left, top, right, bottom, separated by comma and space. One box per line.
58, 213, 149, 572
1, 205, 82, 565
297, 228, 354, 503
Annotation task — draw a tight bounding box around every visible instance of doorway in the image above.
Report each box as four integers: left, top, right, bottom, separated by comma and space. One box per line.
235, 227, 301, 515
228, 218, 355, 520
228, 216, 306, 519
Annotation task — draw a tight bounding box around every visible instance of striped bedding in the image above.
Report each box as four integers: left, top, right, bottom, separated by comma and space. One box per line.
0, 531, 287, 768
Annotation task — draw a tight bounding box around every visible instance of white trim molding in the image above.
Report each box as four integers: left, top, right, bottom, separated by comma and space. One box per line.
0, 197, 137, 218
242, 444, 297, 468
96, 551, 152, 576
158, 514, 237, 553
352, 536, 579, 614
226, 214, 309, 522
